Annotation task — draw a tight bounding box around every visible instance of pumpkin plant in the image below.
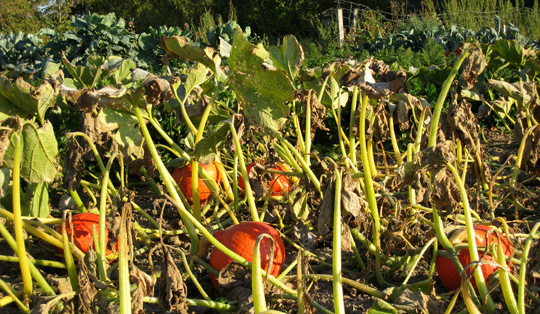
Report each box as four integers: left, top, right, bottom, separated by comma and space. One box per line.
436, 224, 514, 291
209, 221, 286, 289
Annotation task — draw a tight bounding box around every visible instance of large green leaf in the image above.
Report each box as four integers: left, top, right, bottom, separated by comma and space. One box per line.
0, 75, 57, 124
61, 53, 104, 88
161, 36, 218, 74
229, 28, 295, 132
96, 107, 143, 156
22, 182, 49, 218
490, 39, 524, 67
269, 34, 304, 81
4, 122, 59, 183
193, 121, 229, 161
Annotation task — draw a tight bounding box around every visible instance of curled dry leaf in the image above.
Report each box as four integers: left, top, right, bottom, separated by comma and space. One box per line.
130, 263, 155, 314
462, 45, 487, 90
63, 137, 84, 190
446, 100, 481, 147
431, 170, 461, 216
216, 262, 255, 313
158, 245, 188, 313
140, 73, 173, 105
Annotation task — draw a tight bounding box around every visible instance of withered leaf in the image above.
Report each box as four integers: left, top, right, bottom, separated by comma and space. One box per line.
77, 258, 99, 313
130, 263, 155, 314
462, 45, 487, 89
63, 137, 84, 190
216, 262, 254, 313
317, 175, 335, 237
431, 170, 460, 216
140, 73, 173, 105
446, 100, 481, 147
341, 174, 367, 223
158, 245, 188, 313
419, 141, 456, 173
0, 127, 10, 167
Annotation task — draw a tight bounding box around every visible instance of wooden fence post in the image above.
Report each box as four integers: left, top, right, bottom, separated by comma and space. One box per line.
337, 8, 344, 47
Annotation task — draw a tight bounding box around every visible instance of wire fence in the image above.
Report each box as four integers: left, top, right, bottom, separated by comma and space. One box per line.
335, 0, 540, 40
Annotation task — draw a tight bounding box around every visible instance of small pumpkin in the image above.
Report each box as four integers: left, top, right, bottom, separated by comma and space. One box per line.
172, 161, 220, 204
238, 162, 291, 196
436, 225, 514, 291
209, 221, 286, 289
57, 212, 115, 256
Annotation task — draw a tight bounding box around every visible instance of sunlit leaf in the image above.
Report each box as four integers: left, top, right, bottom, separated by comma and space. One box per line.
269, 34, 304, 81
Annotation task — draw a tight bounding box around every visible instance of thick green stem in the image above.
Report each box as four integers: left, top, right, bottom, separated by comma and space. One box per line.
333, 169, 345, 314
252, 234, 272, 313
358, 94, 382, 285
518, 222, 540, 313
304, 91, 312, 166
11, 133, 33, 296
427, 45, 472, 147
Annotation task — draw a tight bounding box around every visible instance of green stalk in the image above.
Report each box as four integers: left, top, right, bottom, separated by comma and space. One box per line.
0, 208, 64, 250
495, 238, 518, 314
349, 87, 359, 167
358, 94, 382, 285
147, 114, 191, 160
304, 91, 312, 166
292, 100, 306, 154
446, 162, 495, 312
333, 169, 345, 314
99, 152, 117, 261
133, 103, 200, 254
60, 214, 79, 291
252, 234, 272, 313
427, 45, 472, 148
388, 112, 403, 165
131, 201, 160, 229
402, 237, 436, 285
118, 209, 131, 314
180, 251, 210, 301
228, 122, 259, 221
296, 252, 305, 314
69, 190, 86, 212
303, 274, 385, 299
0, 255, 66, 268
11, 132, 32, 296
518, 222, 540, 313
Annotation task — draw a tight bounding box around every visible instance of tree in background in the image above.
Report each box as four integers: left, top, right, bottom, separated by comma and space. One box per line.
0, 0, 48, 33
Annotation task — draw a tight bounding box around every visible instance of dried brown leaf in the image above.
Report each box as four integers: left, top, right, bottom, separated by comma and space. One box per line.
130, 263, 155, 314
431, 170, 461, 216
63, 137, 84, 190
462, 45, 487, 89
158, 245, 188, 312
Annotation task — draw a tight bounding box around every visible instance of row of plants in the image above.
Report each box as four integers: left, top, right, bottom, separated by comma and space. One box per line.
0, 20, 539, 313
0, 13, 257, 79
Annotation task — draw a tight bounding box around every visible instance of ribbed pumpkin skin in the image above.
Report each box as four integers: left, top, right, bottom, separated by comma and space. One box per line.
172, 161, 220, 204
209, 222, 286, 289
57, 212, 110, 254
238, 162, 291, 196
436, 225, 514, 291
